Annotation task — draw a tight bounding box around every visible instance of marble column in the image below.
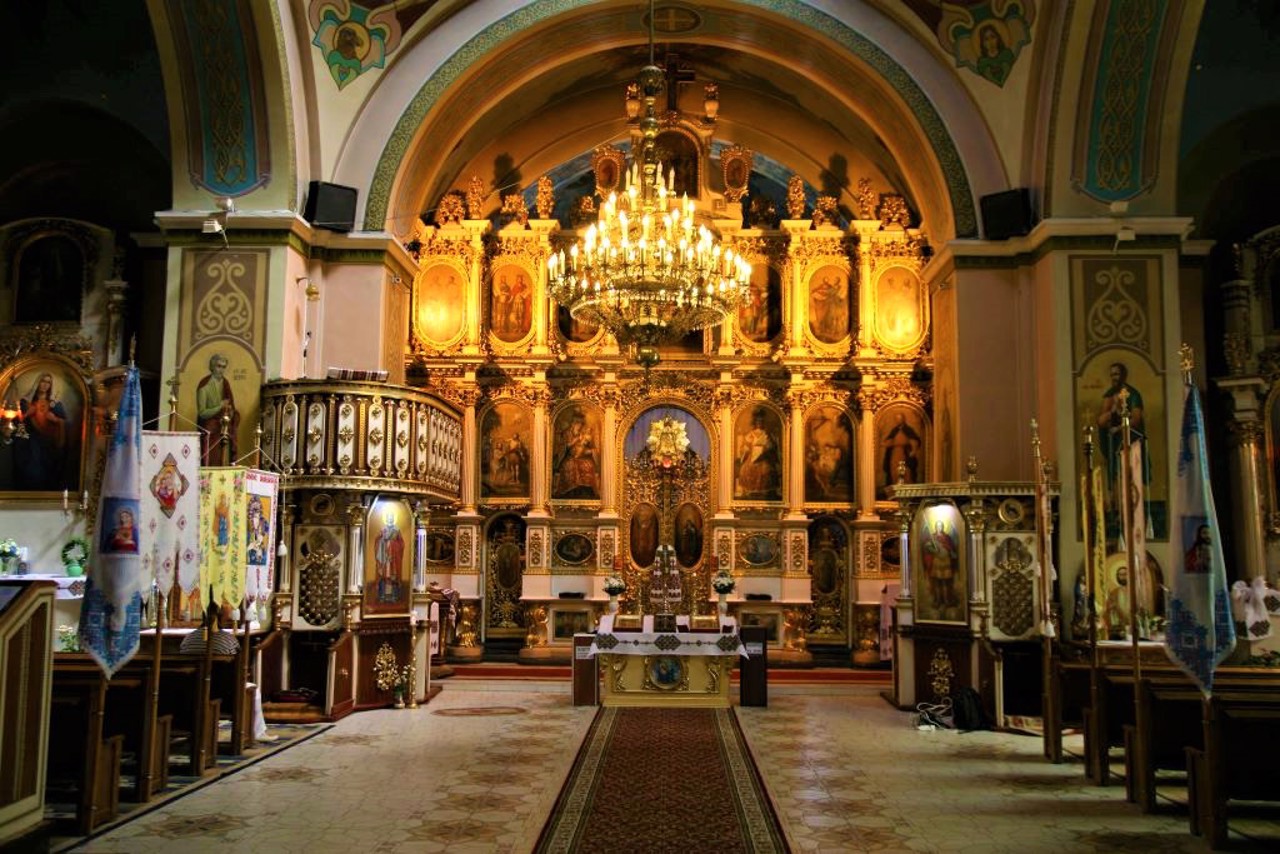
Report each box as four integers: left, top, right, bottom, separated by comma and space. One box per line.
413, 504, 429, 593
962, 502, 989, 606
345, 502, 365, 595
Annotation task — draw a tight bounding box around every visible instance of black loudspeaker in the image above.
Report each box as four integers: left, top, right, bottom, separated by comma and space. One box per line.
304, 180, 358, 232
979, 188, 1033, 240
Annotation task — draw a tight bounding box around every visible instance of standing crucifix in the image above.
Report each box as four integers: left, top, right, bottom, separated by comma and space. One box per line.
662, 52, 696, 112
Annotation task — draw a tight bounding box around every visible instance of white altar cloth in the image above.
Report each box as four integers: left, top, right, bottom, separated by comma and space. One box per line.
589, 615, 747, 658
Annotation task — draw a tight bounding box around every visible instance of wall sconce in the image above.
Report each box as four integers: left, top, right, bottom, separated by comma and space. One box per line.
0, 403, 28, 445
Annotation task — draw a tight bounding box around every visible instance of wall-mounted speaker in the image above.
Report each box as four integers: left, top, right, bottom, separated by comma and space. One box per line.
979, 188, 1034, 240
304, 181, 358, 233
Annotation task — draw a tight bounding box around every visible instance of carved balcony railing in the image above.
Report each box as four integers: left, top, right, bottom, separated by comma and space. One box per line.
260, 379, 461, 501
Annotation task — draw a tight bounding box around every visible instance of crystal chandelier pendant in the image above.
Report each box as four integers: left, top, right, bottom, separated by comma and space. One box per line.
546, 1, 751, 367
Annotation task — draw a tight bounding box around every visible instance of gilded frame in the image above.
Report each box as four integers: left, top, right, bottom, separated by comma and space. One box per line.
803, 257, 855, 350
412, 257, 469, 349
0, 353, 90, 498
363, 495, 414, 618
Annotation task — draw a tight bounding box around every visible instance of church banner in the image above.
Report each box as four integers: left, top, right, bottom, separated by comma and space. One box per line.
200, 467, 247, 609
1164, 383, 1235, 695
244, 468, 279, 609
78, 366, 143, 676
141, 431, 200, 603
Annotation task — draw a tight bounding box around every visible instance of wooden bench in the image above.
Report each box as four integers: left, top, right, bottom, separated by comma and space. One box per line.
1187, 690, 1280, 848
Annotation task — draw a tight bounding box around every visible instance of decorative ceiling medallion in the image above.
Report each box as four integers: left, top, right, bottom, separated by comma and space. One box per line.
647, 4, 701, 34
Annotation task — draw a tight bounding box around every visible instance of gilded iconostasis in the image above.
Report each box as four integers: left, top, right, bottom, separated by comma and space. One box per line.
398, 85, 932, 656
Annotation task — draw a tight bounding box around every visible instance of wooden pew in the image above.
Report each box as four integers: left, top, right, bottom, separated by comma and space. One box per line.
1122, 676, 1203, 812
1084, 665, 1280, 813
103, 629, 172, 803
49, 656, 142, 835
1046, 656, 1092, 764
1187, 690, 1280, 849
159, 628, 228, 776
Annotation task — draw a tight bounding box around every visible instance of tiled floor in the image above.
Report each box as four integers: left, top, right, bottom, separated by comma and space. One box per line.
64, 681, 1279, 853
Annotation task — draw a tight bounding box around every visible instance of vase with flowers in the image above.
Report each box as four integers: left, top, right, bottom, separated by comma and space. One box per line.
0, 539, 19, 576
712, 570, 736, 616
603, 575, 626, 613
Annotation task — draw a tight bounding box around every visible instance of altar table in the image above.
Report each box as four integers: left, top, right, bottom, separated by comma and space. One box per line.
588, 616, 746, 708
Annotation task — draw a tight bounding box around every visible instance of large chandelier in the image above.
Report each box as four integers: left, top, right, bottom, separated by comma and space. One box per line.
547, 2, 751, 367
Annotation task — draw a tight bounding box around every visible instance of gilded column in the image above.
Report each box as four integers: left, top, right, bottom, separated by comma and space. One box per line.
458, 385, 482, 514
529, 382, 551, 516
462, 220, 490, 355
529, 220, 558, 358
855, 386, 881, 517
785, 387, 807, 518
715, 381, 736, 516
853, 223, 879, 354
782, 222, 810, 358
600, 378, 621, 515
1223, 407, 1268, 581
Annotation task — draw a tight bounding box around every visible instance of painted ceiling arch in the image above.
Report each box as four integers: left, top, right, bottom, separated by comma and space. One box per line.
340, 0, 1004, 241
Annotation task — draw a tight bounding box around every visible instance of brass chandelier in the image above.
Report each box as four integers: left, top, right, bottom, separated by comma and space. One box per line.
546, 2, 751, 366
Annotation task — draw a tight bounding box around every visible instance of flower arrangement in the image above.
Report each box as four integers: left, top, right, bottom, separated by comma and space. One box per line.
373, 641, 414, 706
0, 538, 19, 560
57, 625, 81, 652
603, 575, 626, 596
711, 571, 736, 595
61, 537, 90, 575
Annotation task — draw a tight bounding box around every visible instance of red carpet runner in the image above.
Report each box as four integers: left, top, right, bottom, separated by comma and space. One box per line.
535, 707, 789, 853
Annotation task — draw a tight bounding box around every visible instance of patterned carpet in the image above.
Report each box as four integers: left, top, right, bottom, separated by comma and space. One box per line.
535, 707, 789, 854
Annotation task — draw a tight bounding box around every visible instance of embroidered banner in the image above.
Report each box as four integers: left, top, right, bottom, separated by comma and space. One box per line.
200, 467, 247, 608
141, 431, 200, 605
1164, 383, 1235, 694
78, 366, 144, 676
244, 468, 279, 610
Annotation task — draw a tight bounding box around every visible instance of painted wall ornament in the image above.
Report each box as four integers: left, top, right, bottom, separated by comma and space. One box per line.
905, 0, 1036, 87
310, 1, 406, 89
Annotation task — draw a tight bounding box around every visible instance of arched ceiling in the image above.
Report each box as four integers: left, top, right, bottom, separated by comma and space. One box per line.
363, 1, 991, 241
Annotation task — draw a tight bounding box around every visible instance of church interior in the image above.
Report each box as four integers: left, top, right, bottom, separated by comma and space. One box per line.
3, 0, 1280, 850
